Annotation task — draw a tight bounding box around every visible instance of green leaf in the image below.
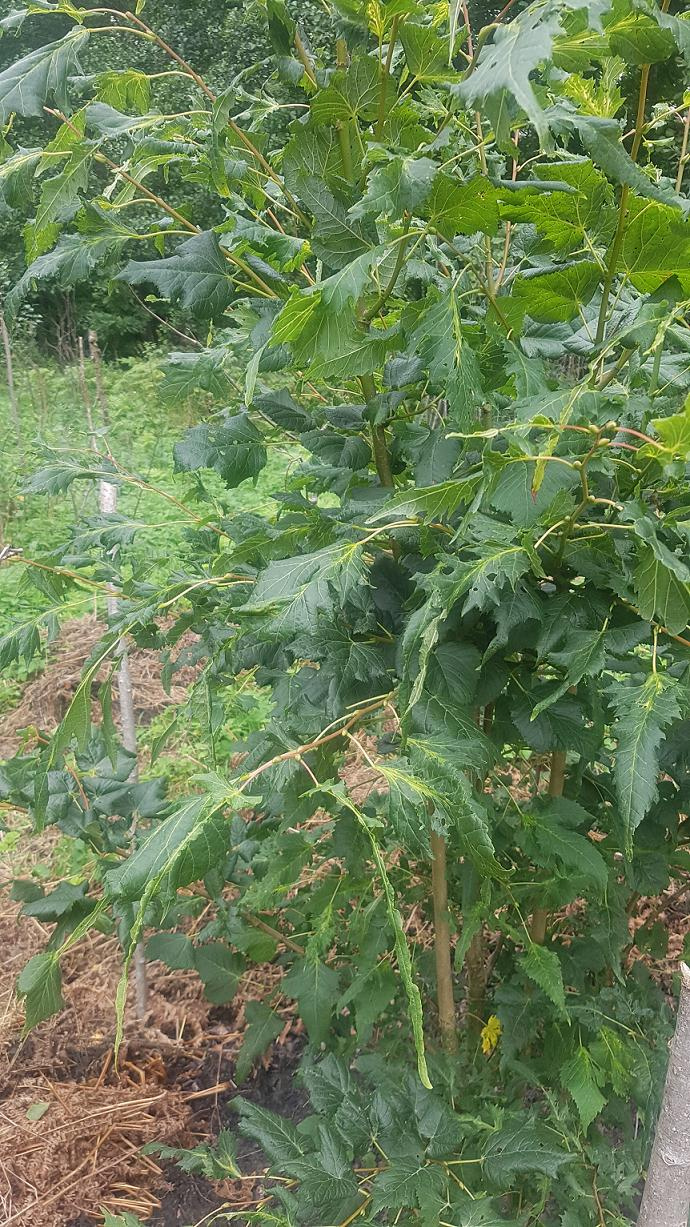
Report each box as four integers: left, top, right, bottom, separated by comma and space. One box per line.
282, 956, 340, 1045
7, 228, 129, 320
174, 413, 267, 488
401, 22, 459, 81
0, 28, 89, 122
609, 673, 683, 857
371, 1152, 445, 1213
532, 627, 607, 715
159, 349, 238, 406
454, 8, 562, 149
311, 55, 386, 124
105, 795, 229, 902
17, 952, 63, 1030
235, 1095, 307, 1164
145, 1131, 240, 1180
512, 262, 601, 323
651, 399, 690, 460
519, 943, 566, 1013
634, 545, 690, 636
26, 1101, 51, 1121
118, 232, 236, 318
194, 943, 244, 1005
426, 173, 499, 238
352, 155, 437, 221
500, 160, 615, 253
524, 798, 608, 894
235, 1001, 284, 1083
560, 1046, 606, 1131
575, 114, 688, 210
367, 477, 477, 523
482, 1118, 573, 1185
145, 932, 195, 970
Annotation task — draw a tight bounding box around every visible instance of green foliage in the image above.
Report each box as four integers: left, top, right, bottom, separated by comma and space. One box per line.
2, 0, 690, 1222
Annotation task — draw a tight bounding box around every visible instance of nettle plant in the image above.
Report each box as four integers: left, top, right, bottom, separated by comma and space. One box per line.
2, 0, 690, 1221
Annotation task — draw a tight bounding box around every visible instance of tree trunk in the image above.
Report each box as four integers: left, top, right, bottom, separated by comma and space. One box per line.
431, 831, 457, 1052
81, 334, 149, 1019
637, 964, 690, 1227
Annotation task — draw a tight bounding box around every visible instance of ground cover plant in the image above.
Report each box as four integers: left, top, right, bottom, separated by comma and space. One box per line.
2, 0, 690, 1222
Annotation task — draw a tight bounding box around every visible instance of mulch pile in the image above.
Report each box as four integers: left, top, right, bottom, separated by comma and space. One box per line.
0, 617, 292, 1226
0, 616, 199, 759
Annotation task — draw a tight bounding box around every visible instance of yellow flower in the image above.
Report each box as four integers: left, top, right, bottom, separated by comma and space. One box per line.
480, 1014, 501, 1056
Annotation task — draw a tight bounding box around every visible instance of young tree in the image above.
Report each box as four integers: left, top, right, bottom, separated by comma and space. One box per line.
2, 0, 690, 1220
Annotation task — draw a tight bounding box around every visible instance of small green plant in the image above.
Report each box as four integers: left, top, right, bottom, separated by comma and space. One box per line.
1, 0, 690, 1221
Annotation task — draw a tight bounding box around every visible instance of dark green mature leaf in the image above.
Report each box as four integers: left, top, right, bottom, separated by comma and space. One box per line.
482, 1118, 573, 1185
119, 232, 236, 317
609, 673, 683, 856
282, 957, 340, 1045
7, 228, 129, 319
194, 943, 244, 1004
519, 943, 566, 1013
17, 952, 63, 1030
234, 1001, 284, 1081
159, 349, 238, 406
426, 174, 499, 238
371, 1152, 445, 1213
634, 545, 690, 635
235, 1096, 307, 1165
512, 262, 600, 322
352, 155, 437, 221
0, 28, 88, 121
174, 413, 267, 488
311, 55, 386, 124
560, 1046, 606, 1131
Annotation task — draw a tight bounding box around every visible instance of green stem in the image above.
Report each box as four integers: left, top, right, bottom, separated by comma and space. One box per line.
363, 220, 412, 322
431, 831, 458, 1053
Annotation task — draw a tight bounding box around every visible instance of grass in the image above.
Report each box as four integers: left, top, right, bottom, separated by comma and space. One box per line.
0, 347, 294, 730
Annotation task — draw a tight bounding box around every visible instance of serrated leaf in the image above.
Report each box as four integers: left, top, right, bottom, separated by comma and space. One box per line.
454, 9, 562, 149
609, 673, 682, 857
560, 1045, 606, 1131
145, 932, 195, 970
633, 545, 690, 635
194, 943, 244, 1005
105, 795, 229, 902
234, 1001, 284, 1082
174, 412, 267, 488
118, 232, 235, 318
282, 957, 340, 1045
17, 952, 63, 1030
0, 28, 89, 121
519, 943, 566, 1013
512, 261, 600, 323
482, 1118, 573, 1185
235, 1095, 307, 1164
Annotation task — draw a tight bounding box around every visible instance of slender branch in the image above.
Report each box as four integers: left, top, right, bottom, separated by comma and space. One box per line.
530, 750, 566, 944
431, 830, 458, 1053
